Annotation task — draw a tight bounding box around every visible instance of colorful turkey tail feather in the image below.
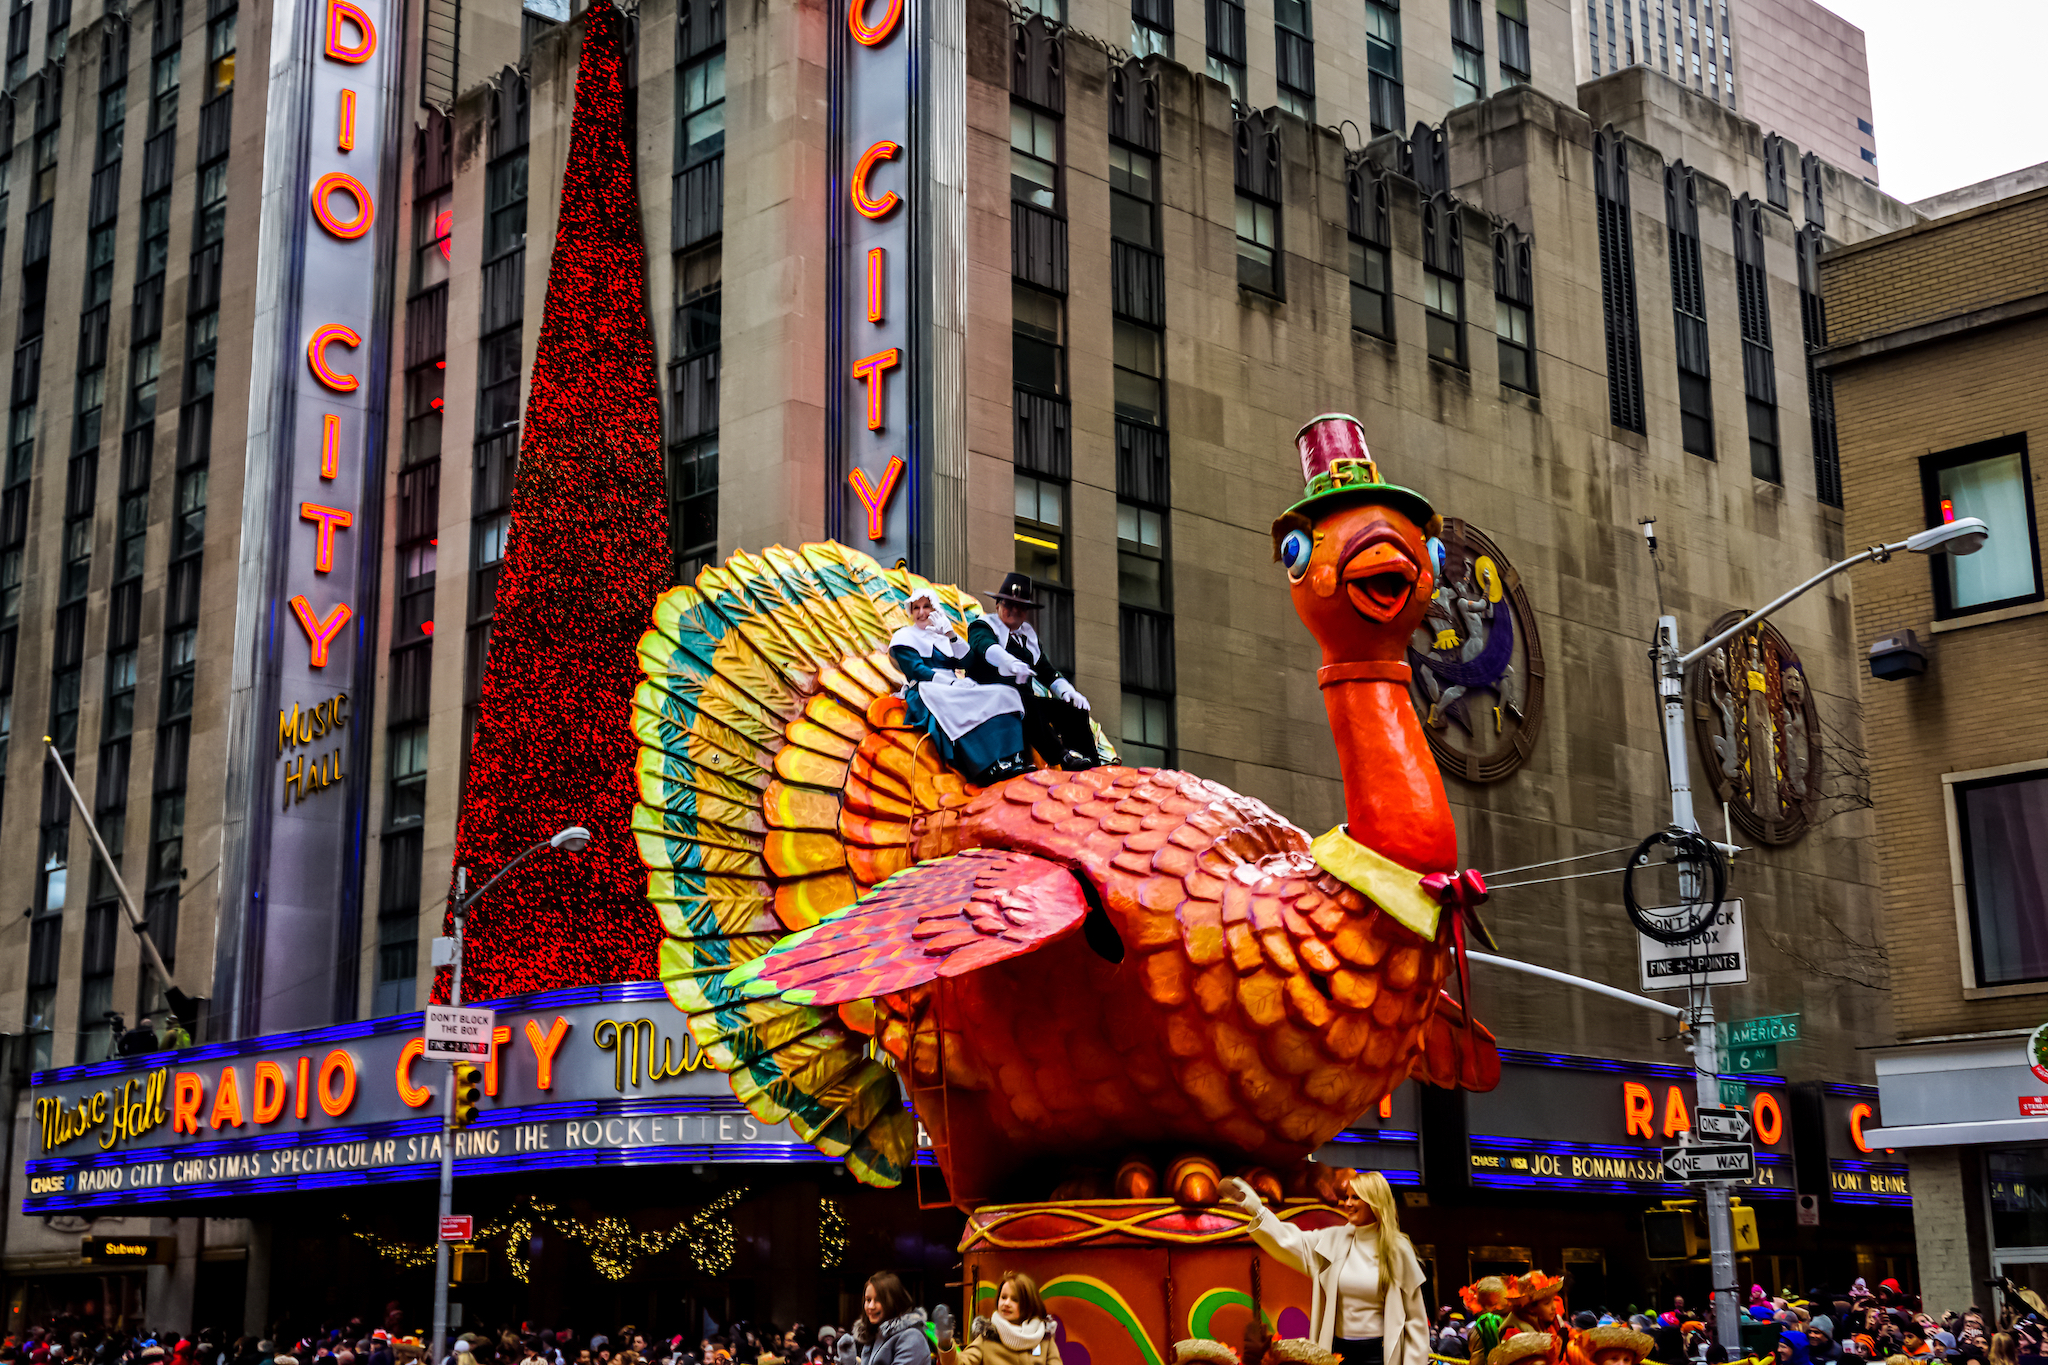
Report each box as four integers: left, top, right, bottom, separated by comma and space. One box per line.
634, 541, 978, 1187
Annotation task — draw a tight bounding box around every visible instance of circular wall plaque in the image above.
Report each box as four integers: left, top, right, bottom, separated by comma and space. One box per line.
1406, 519, 1546, 784
1688, 612, 1823, 846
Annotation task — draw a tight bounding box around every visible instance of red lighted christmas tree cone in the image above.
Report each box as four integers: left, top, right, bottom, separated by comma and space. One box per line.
441, 2, 669, 1000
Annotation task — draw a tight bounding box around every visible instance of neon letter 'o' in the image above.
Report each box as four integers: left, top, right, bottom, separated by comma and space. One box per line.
308, 324, 363, 392
849, 0, 903, 45
317, 1049, 358, 1116
1752, 1091, 1784, 1146
851, 141, 903, 219
312, 172, 374, 238
325, 0, 377, 62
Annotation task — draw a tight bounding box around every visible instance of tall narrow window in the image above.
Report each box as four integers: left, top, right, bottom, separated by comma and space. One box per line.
1666, 164, 1713, 458
1496, 0, 1529, 85
149, 48, 180, 136
1010, 103, 1059, 211
1593, 127, 1645, 432
1014, 472, 1066, 587
1732, 195, 1778, 482
1348, 164, 1391, 339
205, 7, 234, 94
1013, 282, 1065, 397
1131, 0, 1171, 57
1273, 0, 1314, 120
1494, 225, 1535, 392
1364, 0, 1404, 136
670, 243, 721, 582
1795, 225, 1839, 507
1422, 196, 1464, 365
1235, 195, 1277, 294
1450, 0, 1485, 105
1205, 0, 1246, 102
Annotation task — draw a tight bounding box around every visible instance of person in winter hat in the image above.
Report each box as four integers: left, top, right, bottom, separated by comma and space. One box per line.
936, 1272, 1060, 1365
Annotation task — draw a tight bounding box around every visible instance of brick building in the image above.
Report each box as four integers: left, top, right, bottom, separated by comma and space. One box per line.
0, 0, 1937, 1334
1821, 185, 2048, 1317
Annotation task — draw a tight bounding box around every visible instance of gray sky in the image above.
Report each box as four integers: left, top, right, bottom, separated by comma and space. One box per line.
1819, 0, 2048, 204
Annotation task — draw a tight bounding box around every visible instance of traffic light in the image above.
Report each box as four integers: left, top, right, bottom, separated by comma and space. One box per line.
452, 1247, 489, 1284
1645, 1199, 1759, 1259
451, 1063, 483, 1128
1643, 1207, 1700, 1260
1731, 1201, 1759, 1252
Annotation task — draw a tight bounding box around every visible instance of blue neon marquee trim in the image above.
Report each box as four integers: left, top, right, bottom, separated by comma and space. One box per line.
1495, 1047, 1786, 1087
1332, 1128, 1421, 1145
1470, 1133, 1792, 1164
24, 1141, 943, 1212
30, 980, 674, 1088
25, 1094, 760, 1176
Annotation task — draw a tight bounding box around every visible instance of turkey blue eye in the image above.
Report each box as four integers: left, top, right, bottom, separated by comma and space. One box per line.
1281, 530, 1312, 581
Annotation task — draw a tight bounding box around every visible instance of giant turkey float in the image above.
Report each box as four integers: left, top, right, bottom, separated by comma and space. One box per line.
630, 416, 1503, 1365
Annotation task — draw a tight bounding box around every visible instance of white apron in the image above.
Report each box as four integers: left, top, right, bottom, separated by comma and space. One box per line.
891, 624, 1025, 742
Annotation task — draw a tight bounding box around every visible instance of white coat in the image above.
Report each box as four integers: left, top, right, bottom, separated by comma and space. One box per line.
1241, 1197, 1429, 1365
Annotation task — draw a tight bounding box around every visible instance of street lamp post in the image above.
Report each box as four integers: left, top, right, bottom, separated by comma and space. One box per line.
1648, 516, 1987, 1351
429, 825, 590, 1365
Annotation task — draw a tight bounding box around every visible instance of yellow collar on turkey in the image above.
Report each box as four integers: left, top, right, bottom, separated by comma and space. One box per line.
1309, 826, 1442, 942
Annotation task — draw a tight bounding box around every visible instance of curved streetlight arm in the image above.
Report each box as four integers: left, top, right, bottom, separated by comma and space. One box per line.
1676, 540, 1905, 671
452, 836, 555, 920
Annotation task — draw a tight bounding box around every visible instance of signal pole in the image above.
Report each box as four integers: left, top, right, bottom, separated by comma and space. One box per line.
430, 866, 468, 1365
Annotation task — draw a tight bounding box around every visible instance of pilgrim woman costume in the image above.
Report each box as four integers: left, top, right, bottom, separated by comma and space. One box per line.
964, 573, 1101, 771
888, 587, 1031, 784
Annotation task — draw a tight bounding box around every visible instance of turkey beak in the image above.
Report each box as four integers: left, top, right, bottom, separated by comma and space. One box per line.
1340, 533, 1420, 623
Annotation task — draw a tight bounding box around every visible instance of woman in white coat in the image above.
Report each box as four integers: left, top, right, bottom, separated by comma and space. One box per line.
1219, 1171, 1429, 1365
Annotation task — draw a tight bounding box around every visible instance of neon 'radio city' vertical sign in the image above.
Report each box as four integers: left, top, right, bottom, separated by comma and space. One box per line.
836, 0, 915, 562
223, 0, 399, 1033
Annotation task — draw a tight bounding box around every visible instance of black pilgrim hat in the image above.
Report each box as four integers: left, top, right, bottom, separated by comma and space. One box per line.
984, 572, 1041, 608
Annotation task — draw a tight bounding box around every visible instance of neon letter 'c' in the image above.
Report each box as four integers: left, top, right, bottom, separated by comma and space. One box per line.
308, 324, 362, 392
851, 141, 903, 219
1848, 1101, 1872, 1154
396, 1038, 432, 1109
324, 0, 377, 62
311, 172, 375, 239
848, 0, 904, 45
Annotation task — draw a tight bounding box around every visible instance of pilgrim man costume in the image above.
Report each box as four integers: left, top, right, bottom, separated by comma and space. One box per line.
965, 573, 1101, 771
887, 588, 1030, 784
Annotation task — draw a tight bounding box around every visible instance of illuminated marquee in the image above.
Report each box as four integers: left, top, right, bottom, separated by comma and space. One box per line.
20, 986, 853, 1213
218, 0, 403, 1030
833, 0, 916, 560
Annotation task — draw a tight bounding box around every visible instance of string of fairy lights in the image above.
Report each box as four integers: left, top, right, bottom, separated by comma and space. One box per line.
819, 1197, 848, 1270
339, 1189, 750, 1282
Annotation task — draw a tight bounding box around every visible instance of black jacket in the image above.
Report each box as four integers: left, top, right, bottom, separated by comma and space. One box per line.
964, 617, 1062, 691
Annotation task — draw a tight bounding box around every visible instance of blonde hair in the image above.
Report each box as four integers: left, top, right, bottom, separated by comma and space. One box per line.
1991, 1336, 2018, 1365
1347, 1170, 1407, 1268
